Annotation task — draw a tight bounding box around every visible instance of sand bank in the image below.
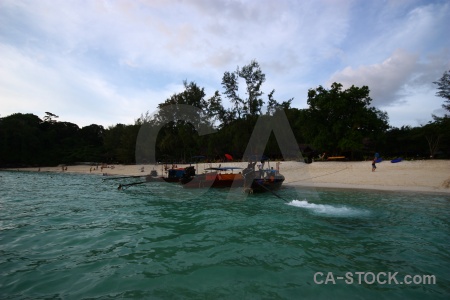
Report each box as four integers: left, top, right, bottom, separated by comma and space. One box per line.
4, 160, 450, 194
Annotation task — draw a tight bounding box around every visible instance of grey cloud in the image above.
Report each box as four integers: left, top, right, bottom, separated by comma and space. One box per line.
328, 49, 420, 106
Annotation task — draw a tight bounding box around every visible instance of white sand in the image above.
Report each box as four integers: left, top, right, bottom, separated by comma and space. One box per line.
5, 160, 450, 194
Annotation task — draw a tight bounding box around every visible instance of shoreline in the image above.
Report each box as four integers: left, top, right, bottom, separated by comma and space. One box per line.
2, 160, 449, 194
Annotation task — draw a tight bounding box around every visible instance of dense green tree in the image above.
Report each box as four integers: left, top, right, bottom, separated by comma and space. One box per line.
0, 113, 106, 166
205, 90, 227, 127
154, 81, 213, 129
80, 124, 104, 147
285, 108, 308, 146
382, 126, 427, 158
103, 124, 140, 164
0, 113, 45, 166
304, 83, 389, 158
148, 81, 218, 162
74, 124, 105, 162
6, 64, 450, 166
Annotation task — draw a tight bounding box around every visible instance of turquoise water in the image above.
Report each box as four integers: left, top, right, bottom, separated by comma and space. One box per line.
0, 171, 449, 299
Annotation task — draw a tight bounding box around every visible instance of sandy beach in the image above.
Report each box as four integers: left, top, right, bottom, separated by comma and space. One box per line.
5, 159, 450, 194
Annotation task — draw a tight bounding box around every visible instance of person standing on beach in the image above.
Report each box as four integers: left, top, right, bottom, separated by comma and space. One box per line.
372, 157, 377, 172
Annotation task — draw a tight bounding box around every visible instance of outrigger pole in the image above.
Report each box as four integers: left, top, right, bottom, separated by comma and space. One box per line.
118, 181, 147, 190
103, 175, 146, 181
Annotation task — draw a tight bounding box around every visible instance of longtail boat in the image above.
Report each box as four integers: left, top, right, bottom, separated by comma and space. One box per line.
180, 167, 243, 188
146, 166, 196, 183
242, 160, 285, 193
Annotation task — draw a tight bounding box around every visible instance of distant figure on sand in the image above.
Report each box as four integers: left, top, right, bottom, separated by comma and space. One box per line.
372, 157, 377, 172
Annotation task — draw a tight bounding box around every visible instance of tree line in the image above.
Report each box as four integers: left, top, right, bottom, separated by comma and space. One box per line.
1, 62, 449, 167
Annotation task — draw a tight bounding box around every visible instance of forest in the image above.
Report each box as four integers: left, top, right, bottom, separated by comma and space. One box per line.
1, 61, 449, 167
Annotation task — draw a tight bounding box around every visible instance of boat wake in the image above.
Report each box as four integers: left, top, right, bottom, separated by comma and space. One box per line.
287, 200, 370, 217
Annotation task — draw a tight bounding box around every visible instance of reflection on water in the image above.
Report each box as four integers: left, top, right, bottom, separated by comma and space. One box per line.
0, 171, 449, 299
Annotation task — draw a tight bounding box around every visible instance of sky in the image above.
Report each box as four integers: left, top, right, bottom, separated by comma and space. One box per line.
1, 0, 449, 128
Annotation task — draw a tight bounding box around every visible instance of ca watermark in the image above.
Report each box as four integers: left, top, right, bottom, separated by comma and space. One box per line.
314, 271, 436, 285
134, 104, 305, 199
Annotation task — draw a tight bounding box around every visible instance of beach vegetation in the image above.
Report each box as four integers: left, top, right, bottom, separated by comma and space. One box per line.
221, 60, 267, 120
301, 83, 389, 160
1, 62, 449, 167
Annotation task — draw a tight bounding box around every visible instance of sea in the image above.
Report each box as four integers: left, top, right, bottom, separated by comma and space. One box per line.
0, 171, 449, 299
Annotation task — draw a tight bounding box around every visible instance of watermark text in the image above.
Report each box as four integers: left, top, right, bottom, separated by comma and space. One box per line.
314, 272, 436, 285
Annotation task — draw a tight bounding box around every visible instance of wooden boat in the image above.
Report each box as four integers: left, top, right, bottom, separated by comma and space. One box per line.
114, 166, 196, 190
146, 166, 195, 183
180, 167, 243, 188
242, 161, 285, 193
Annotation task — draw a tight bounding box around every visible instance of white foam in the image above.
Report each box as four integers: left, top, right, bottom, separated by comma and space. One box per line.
287, 200, 369, 217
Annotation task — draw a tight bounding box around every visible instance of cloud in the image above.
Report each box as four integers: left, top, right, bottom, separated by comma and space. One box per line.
0, 43, 176, 127
1, 0, 353, 78
0, 0, 449, 128
327, 48, 450, 127
328, 49, 419, 106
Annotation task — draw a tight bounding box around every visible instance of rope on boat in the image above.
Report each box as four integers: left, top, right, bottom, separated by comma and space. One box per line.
254, 181, 289, 202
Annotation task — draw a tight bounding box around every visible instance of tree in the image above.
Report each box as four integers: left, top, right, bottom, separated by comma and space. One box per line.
205, 91, 228, 127
43, 112, 59, 123
423, 123, 441, 158
222, 68, 243, 120
304, 83, 389, 158
221, 60, 267, 119
154, 80, 211, 129
0, 113, 44, 166
135, 111, 153, 125
239, 60, 266, 116
103, 124, 138, 163
383, 126, 419, 158
267, 89, 293, 115
148, 81, 218, 161
0, 113, 96, 166
434, 69, 450, 113
420, 116, 450, 159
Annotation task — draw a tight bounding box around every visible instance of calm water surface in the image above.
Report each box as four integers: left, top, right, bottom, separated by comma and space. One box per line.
0, 171, 449, 299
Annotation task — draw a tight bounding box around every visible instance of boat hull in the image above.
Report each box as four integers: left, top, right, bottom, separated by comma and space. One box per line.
250, 178, 284, 193
145, 176, 180, 183
181, 173, 244, 188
